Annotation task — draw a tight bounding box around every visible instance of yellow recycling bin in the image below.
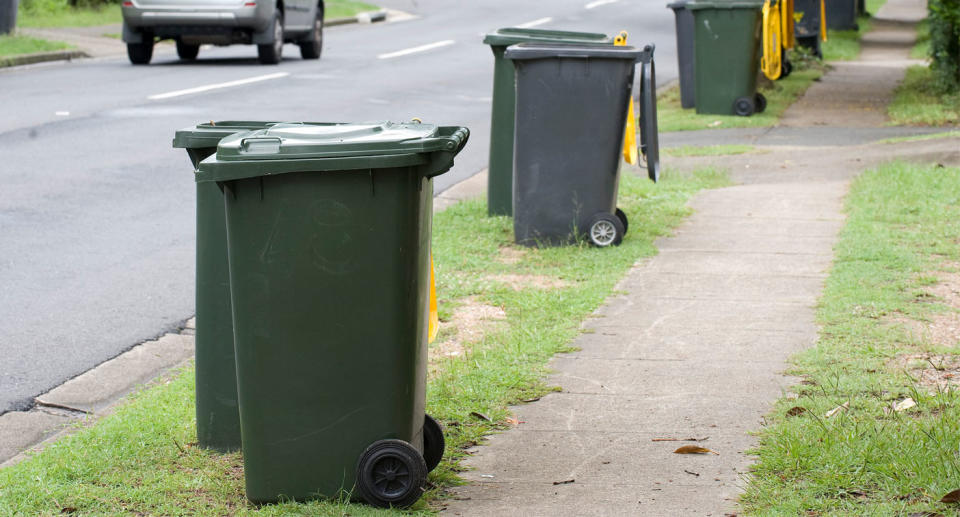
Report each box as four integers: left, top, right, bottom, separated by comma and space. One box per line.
615, 31, 639, 165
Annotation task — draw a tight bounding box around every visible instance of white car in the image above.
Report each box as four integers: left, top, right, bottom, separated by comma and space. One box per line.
121, 0, 324, 64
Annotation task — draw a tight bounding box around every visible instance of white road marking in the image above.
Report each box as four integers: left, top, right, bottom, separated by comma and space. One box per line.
54, 111, 70, 116
377, 39, 455, 59
585, 0, 619, 8
516, 17, 553, 28
147, 72, 289, 100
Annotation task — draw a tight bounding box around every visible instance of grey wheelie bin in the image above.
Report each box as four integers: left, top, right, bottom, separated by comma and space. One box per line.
794, 0, 824, 58
0, 0, 17, 35
505, 43, 655, 248
483, 28, 614, 217
195, 121, 468, 508
826, 0, 858, 30
173, 121, 344, 452
668, 0, 696, 109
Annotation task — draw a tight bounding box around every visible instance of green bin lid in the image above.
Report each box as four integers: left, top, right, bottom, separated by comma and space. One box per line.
483, 27, 612, 47
196, 121, 470, 183
504, 43, 646, 61
173, 121, 344, 150
687, 1, 763, 9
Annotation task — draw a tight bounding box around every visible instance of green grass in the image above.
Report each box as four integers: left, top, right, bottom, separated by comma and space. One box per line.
657, 67, 823, 132
740, 161, 960, 515
662, 144, 758, 157
911, 18, 930, 60
0, 168, 729, 516
326, 0, 379, 19
0, 33, 69, 57
877, 130, 960, 144
15, 0, 374, 28
16, 2, 122, 28
819, 0, 888, 61
889, 65, 960, 126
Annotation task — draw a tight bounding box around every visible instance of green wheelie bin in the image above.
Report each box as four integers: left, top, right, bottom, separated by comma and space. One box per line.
483, 28, 614, 217
689, 1, 767, 116
196, 121, 469, 508
173, 121, 344, 452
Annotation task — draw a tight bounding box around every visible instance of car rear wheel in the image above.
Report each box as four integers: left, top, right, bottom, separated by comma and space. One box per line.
127, 39, 154, 65
176, 40, 200, 60
257, 12, 283, 64
299, 12, 323, 59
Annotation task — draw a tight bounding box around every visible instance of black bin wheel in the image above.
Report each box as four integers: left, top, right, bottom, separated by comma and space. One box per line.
754, 92, 767, 114
733, 96, 756, 117
614, 208, 629, 235
781, 59, 793, 78
356, 439, 427, 508
588, 213, 625, 247
423, 414, 445, 473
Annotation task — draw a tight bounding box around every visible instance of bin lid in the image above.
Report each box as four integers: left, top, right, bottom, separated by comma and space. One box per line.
687, 0, 763, 9
666, 0, 690, 9
484, 27, 612, 47
504, 43, 646, 61
173, 121, 344, 150
196, 121, 469, 183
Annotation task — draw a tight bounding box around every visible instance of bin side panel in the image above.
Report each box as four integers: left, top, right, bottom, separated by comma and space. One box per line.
512, 57, 632, 246
488, 45, 517, 217
692, 7, 763, 115
195, 181, 243, 452
225, 167, 429, 503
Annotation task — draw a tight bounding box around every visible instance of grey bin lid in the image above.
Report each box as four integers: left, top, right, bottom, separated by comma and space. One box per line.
504, 43, 646, 61
687, 0, 764, 9
483, 27, 612, 47
196, 121, 469, 183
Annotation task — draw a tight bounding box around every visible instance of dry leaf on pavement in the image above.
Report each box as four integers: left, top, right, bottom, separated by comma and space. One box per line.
673, 445, 719, 455
825, 402, 850, 418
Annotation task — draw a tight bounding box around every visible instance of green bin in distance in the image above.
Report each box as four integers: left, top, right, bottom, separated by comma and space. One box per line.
196, 121, 468, 508
173, 121, 344, 453
688, 1, 766, 116
483, 28, 613, 217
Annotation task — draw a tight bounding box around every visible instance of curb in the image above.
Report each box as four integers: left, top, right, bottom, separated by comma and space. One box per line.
0, 49, 88, 68
324, 9, 388, 27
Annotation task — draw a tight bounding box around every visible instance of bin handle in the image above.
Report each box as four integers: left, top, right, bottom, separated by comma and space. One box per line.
240, 136, 282, 154
420, 126, 470, 178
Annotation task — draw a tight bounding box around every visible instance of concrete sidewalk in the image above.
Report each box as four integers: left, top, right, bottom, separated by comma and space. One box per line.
444, 0, 942, 514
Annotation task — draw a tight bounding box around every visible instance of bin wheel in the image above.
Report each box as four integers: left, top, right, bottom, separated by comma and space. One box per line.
754, 93, 767, 114
781, 59, 793, 78
615, 208, 629, 235
176, 40, 199, 60
588, 213, 625, 248
356, 439, 427, 508
422, 414, 445, 473
733, 96, 756, 117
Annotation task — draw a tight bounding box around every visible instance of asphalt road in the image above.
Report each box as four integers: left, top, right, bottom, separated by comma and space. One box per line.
0, 0, 679, 414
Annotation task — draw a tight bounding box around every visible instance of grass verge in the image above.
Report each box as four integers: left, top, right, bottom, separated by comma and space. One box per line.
657, 66, 823, 132
877, 130, 960, 144
740, 161, 960, 515
0, 168, 729, 516
0, 33, 69, 57
821, 16, 875, 61
911, 18, 930, 60
662, 144, 758, 157
889, 66, 960, 126
326, 0, 379, 19
16, 3, 122, 28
